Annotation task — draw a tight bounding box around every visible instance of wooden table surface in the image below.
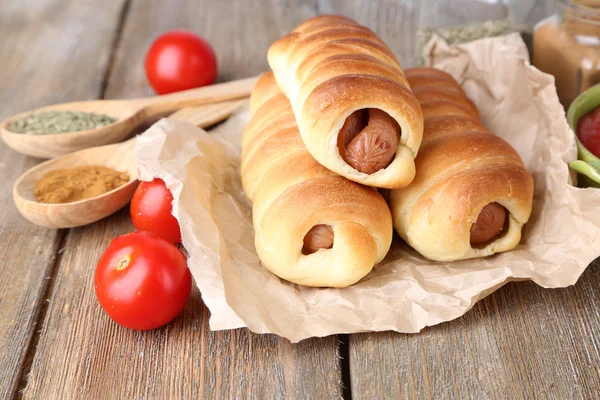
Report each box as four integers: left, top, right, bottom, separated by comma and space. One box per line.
1, 0, 599, 398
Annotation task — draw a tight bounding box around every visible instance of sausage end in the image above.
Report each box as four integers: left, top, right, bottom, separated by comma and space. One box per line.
302, 224, 335, 255
470, 203, 508, 246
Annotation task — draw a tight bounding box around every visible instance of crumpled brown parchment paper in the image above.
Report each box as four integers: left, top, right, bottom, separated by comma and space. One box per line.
134, 33, 600, 342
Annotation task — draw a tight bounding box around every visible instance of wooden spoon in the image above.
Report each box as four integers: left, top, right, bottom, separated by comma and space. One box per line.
12, 98, 247, 229
1, 76, 256, 159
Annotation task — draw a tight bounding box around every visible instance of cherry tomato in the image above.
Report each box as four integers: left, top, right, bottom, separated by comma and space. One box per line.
95, 232, 192, 330
145, 30, 217, 95
131, 178, 181, 244
577, 106, 600, 158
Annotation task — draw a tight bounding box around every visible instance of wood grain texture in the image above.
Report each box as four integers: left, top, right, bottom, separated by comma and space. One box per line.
105, 0, 318, 99
0, 0, 126, 398
24, 211, 343, 399
22, 1, 343, 398
348, 260, 600, 399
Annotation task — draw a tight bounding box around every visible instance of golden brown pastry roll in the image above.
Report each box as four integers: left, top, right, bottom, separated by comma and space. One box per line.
267, 15, 423, 189
242, 72, 393, 287
389, 67, 534, 261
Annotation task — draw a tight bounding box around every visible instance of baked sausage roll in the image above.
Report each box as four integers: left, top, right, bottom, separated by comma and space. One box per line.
389, 67, 534, 261
267, 15, 423, 189
242, 72, 393, 287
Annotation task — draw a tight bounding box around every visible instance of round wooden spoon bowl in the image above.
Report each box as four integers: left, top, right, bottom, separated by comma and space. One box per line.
1, 100, 141, 160
13, 139, 139, 228
1, 76, 257, 159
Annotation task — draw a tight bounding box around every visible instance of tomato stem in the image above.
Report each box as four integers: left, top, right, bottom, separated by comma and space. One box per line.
115, 256, 130, 271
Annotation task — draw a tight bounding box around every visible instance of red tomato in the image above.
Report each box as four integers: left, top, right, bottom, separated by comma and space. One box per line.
145, 30, 217, 94
95, 232, 192, 330
577, 106, 600, 158
131, 178, 181, 244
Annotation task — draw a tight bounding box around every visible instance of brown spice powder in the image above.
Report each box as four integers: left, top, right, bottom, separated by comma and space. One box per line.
35, 165, 130, 204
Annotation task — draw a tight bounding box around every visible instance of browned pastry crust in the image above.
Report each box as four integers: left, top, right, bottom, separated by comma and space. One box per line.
389, 67, 534, 261
267, 15, 423, 189
242, 72, 393, 287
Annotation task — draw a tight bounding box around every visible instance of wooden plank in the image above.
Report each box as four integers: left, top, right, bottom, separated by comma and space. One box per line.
348, 260, 600, 399
23, 1, 343, 398
0, 0, 126, 398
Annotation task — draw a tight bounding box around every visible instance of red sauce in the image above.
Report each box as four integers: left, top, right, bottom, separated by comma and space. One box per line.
577, 106, 600, 158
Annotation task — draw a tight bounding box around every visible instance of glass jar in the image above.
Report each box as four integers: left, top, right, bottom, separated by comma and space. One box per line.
532, 0, 600, 109
415, 0, 513, 65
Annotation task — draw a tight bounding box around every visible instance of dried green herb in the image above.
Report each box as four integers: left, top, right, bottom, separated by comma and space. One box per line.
416, 19, 514, 65
7, 111, 116, 135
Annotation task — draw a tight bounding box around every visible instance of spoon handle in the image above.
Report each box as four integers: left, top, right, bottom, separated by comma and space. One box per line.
116, 98, 249, 150
132, 76, 258, 117
168, 98, 247, 126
